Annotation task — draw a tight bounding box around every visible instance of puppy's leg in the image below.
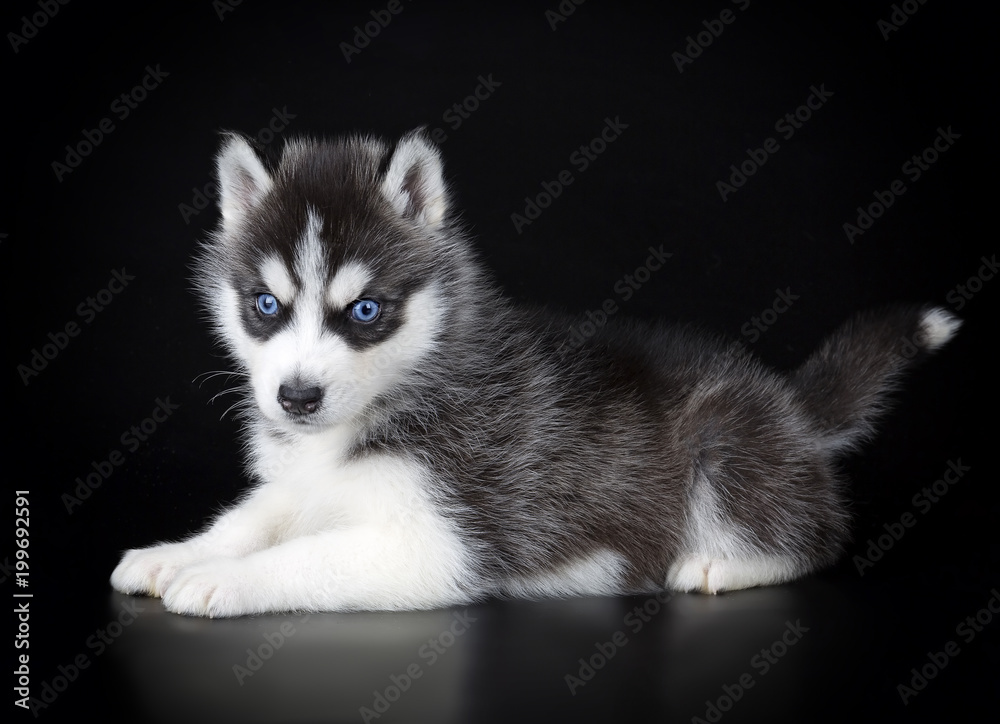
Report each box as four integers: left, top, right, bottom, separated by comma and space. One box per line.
161, 523, 473, 616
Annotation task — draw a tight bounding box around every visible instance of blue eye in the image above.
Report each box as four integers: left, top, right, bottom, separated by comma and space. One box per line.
256, 293, 279, 316
350, 299, 381, 323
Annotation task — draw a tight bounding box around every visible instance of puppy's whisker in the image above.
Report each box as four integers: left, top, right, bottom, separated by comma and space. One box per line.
194, 370, 248, 386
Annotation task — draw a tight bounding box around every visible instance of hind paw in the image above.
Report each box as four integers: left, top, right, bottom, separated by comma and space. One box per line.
667, 554, 803, 594
667, 555, 722, 594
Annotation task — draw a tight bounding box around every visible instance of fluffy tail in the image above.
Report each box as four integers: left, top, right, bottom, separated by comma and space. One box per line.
790, 305, 961, 453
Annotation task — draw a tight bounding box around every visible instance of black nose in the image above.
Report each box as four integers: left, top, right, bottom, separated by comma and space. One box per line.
277, 384, 324, 415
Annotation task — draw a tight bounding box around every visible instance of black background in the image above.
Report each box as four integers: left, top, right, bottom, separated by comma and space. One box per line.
4, 1, 996, 722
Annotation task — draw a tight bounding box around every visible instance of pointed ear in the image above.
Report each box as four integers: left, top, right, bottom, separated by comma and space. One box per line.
381, 129, 449, 229
215, 133, 273, 227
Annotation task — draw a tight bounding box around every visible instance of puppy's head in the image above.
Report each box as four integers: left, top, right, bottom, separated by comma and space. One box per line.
197, 130, 456, 432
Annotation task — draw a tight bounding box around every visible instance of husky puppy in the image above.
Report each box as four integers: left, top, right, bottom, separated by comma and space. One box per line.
111, 129, 959, 617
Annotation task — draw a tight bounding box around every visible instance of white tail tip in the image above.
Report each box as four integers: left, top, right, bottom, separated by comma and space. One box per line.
919, 307, 962, 350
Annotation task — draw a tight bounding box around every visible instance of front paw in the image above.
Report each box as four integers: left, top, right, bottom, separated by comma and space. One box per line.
110, 542, 204, 597
162, 559, 263, 618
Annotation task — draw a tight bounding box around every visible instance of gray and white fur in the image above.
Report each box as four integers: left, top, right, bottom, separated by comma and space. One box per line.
110, 130, 961, 616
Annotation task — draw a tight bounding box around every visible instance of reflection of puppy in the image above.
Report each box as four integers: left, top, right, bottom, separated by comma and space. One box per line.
111, 129, 960, 616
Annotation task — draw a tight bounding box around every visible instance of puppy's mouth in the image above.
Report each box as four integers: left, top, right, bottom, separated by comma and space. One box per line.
272, 408, 330, 434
